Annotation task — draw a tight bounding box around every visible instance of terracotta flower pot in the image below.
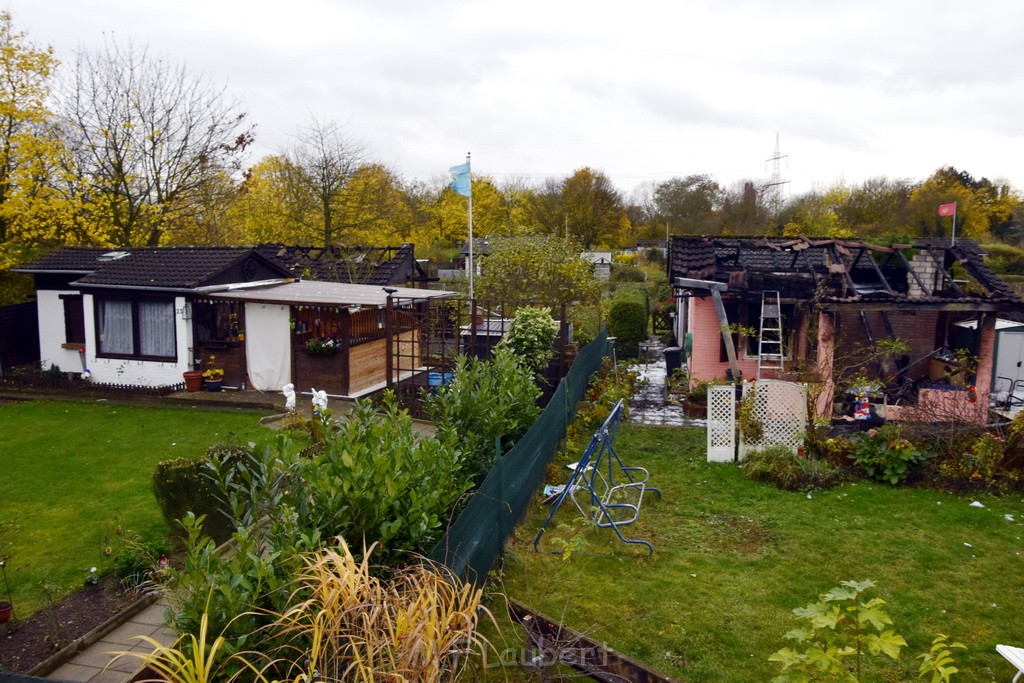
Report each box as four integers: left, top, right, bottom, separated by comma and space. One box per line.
183, 370, 204, 392
0, 601, 12, 624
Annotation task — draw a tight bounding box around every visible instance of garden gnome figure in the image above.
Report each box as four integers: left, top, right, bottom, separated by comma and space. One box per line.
282, 383, 296, 411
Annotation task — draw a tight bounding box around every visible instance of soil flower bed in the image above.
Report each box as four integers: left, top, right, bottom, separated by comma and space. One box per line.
0, 574, 137, 673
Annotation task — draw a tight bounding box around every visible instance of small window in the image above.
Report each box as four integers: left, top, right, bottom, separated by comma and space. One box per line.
61, 294, 85, 344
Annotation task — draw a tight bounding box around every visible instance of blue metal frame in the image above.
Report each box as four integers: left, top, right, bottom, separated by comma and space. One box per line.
533, 399, 662, 556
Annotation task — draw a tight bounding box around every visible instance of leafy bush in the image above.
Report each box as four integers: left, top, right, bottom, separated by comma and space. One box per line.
167, 392, 476, 648
743, 445, 845, 491
609, 284, 649, 358
850, 425, 932, 484
937, 432, 1019, 489
498, 305, 560, 377
152, 457, 225, 540
980, 243, 1024, 275
112, 531, 171, 580
610, 264, 646, 282
152, 439, 252, 544
426, 348, 541, 483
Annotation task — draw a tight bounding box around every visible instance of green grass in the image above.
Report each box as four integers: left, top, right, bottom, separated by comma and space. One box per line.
494, 425, 1024, 681
0, 400, 273, 617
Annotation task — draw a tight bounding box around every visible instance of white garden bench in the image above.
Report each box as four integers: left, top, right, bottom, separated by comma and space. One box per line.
997, 644, 1024, 682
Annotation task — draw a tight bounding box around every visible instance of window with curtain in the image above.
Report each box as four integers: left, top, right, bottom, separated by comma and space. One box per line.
96, 298, 176, 360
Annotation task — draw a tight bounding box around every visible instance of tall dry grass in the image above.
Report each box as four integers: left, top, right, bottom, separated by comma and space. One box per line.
269, 538, 492, 682
110, 538, 493, 683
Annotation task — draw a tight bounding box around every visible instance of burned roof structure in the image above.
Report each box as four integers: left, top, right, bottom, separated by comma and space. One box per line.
256, 243, 434, 287
669, 236, 1024, 312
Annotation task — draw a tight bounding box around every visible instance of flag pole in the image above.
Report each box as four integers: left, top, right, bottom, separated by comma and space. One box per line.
951, 204, 957, 246
466, 152, 474, 299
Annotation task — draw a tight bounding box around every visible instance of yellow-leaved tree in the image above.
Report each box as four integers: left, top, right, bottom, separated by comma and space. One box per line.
0, 11, 91, 273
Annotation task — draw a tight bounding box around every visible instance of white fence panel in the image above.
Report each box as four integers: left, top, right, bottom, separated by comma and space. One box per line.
707, 385, 736, 462
738, 380, 807, 460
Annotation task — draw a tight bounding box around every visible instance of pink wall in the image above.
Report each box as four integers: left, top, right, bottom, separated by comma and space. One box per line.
687, 296, 760, 383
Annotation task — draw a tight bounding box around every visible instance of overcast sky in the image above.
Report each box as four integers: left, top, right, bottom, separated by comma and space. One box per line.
7, 0, 1024, 199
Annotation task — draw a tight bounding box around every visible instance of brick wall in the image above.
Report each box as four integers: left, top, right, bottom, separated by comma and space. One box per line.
907, 252, 943, 297
833, 310, 939, 382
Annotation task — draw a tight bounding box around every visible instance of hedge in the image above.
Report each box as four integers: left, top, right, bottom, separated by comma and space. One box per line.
151, 441, 250, 544
609, 284, 649, 358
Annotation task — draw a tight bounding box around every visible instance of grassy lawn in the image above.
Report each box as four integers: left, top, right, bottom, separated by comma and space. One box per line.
0, 399, 273, 617
494, 425, 1024, 681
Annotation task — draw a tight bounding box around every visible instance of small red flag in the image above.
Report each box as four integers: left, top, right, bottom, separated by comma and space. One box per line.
938, 202, 957, 217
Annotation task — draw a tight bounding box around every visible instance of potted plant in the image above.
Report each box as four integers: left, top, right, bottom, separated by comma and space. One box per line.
0, 600, 11, 624
202, 355, 225, 391
306, 336, 337, 356
183, 368, 204, 392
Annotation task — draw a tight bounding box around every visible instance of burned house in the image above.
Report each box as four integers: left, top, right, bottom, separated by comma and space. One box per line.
668, 236, 1024, 423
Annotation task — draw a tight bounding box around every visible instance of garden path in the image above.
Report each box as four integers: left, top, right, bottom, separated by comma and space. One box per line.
46, 597, 173, 683
627, 343, 704, 427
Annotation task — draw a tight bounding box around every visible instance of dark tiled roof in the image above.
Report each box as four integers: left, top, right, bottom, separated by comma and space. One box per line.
459, 237, 491, 256
668, 235, 1023, 308
76, 247, 257, 288
256, 243, 426, 286
16, 246, 276, 289
13, 247, 117, 273
669, 237, 717, 280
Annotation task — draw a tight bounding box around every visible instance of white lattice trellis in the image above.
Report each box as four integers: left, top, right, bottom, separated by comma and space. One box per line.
738, 380, 807, 460
707, 385, 736, 462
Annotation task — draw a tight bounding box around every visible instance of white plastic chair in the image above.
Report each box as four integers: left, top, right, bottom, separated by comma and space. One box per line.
997, 644, 1024, 682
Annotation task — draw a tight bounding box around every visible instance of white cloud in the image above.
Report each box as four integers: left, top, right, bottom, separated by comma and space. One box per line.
6, 0, 1024, 195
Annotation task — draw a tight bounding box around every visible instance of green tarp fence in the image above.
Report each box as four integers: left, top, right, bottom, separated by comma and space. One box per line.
429, 327, 610, 584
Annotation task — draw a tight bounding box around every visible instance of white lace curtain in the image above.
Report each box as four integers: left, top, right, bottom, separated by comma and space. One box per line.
98, 299, 175, 357
98, 300, 133, 354
139, 301, 175, 357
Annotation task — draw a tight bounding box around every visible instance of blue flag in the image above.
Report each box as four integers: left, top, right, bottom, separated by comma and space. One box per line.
449, 161, 471, 198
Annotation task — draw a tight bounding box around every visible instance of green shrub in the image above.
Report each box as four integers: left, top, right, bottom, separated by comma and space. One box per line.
426, 348, 541, 483
498, 305, 560, 377
743, 445, 844, 491
152, 439, 251, 543
850, 425, 932, 484
610, 264, 646, 283
112, 531, 171, 580
609, 284, 649, 358
981, 243, 1024, 275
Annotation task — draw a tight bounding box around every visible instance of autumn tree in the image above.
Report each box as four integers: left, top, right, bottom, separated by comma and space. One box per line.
334, 164, 416, 245
528, 168, 629, 247
837, 176, 914, 239
276, 116, 368, 246
475, 235, 601, 306
909, 167, 1018, 242
653, 174, 723, 235
719, 180, 770, 235
57, 39, 253, 247
408, 174, 513, 251
0, 11, 86, 270
780, 183, 852, 237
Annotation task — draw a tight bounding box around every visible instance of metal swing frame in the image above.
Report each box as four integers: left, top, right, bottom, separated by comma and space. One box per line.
533, 399, 662, 556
